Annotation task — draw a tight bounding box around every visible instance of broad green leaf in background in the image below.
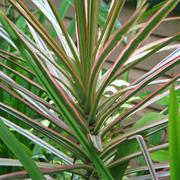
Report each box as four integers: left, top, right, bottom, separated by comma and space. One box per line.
99, 1, 121, 29
158, 89, 180, 106
110, 140, 138, 179
49, 0, 74, 38
151, 150, 169, 162
0, 121, 44, 180
168, 83, 180, 180
133, 112, 165, 129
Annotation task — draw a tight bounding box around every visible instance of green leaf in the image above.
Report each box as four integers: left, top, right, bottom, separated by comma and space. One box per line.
49, 0, 74, 38
168, 83, 180, 180
0, 121, 44, 180
151, 150, 169, 162
16, 16, 27, 30
141, 1, 166, 21
148, 130, 163, 146
110, 140, 138, 179
158, 89, 180, 106
133, 112, 165, 129
68, 16, 76, 38
58, 0, 74, 19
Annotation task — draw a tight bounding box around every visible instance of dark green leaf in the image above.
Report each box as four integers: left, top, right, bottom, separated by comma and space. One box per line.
0, 121, 44, 180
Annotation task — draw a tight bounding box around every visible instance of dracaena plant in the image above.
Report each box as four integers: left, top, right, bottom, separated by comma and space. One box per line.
0, 0, 179, 179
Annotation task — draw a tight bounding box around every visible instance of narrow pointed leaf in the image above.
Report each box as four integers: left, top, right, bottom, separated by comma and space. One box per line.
0, 120, 44, 180
168, 83, 180, 179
